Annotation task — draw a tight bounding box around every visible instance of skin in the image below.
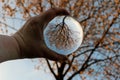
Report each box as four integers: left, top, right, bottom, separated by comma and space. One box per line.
0, 8, 69, 63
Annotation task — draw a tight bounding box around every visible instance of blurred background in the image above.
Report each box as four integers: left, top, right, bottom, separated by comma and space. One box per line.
0, 0, 120, 80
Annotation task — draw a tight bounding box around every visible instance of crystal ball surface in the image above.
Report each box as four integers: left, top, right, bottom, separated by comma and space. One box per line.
43, 16, 83, 55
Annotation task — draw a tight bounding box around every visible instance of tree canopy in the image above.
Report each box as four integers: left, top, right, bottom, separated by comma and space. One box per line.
0, 0, 120, 80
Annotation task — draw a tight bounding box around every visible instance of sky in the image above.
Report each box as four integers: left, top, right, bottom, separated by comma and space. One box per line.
0, 59, 55, 80
0, 59, 81, 80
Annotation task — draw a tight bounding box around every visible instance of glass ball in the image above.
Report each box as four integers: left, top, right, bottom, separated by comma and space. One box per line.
44, 16, 83, 55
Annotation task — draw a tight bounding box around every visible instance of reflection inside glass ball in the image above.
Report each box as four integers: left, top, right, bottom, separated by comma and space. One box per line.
44, 16, 83, 55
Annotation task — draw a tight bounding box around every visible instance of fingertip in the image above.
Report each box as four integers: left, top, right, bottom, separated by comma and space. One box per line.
57, 54, 70, 63
56, 8, 70, 16
49, 8, 70, 16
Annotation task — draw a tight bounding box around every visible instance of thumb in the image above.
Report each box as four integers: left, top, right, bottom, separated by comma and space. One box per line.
41, 44, 69, 62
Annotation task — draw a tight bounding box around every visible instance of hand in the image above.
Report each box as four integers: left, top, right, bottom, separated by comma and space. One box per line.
13, 8, 70, 62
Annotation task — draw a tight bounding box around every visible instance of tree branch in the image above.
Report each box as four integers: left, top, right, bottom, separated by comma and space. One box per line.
55, 61, 59, 69
87, 55, 120, 68
75, 48, 94, 58
46, 59, 57, 79
79, 16, 91, 23
74, 40, 119, 57
0, 21, 17, 31
68, 15, 118, 80
57, 62, 66, 79
63, 55, 75, 76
